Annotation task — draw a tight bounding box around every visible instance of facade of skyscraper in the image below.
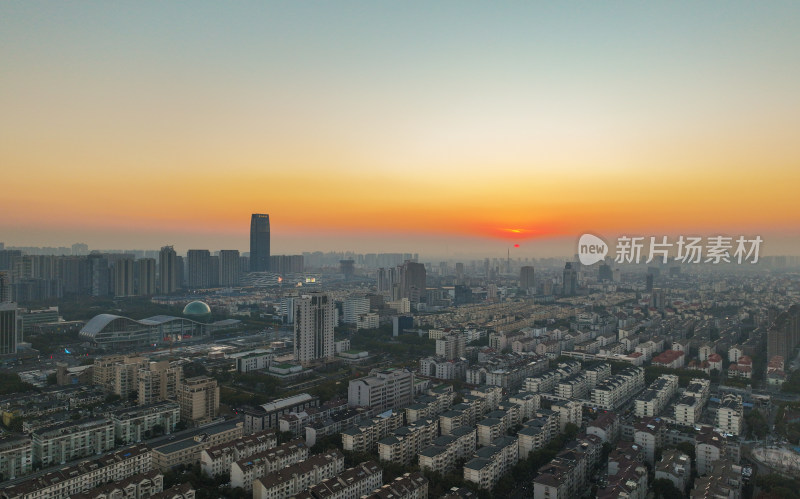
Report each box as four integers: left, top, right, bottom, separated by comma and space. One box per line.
136, 258, 156, 296
159, 246, 178, 294
88, 253, 110, 297
767, 305, 800, 361
400, 261, 426, 305
562, 262, 577, 296
294, 292, 335, 366
519, 266, 535, 294
249, 214, 270, 272
113, 258, 135, 297
187, 250, 211, 289
219, 250, 240, 287
0, 302, 17, 355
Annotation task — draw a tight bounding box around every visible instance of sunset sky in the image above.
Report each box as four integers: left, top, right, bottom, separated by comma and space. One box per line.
1, 2, 799, 258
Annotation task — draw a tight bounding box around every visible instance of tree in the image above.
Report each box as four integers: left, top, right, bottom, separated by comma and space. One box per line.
652, 478, 683, 499
564, 422, 579, 440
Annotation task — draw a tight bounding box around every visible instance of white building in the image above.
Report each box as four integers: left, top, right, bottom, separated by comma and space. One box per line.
294, 292, 335, 365
716, 394, 744, 436
31, 418, 114, 467
109, 401, 181, 444
348, 368, 414, 411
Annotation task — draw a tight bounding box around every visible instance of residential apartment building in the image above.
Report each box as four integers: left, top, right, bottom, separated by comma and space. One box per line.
363, 472, 428, 499
177, 376, 219, 425
377, 418, 438, 465
137, 361, 183, 406
251, 450, 344, 499
150, 419, 243, 471
347, 369, 414, 411
2, 445, 151, 499
200, 429, 277, 477
463, 436, 519, 490
307, 461, 382, 499
0, 435, 32, 481
591, 367, 645, 410
418, 426, 476, 475
634, 374, 678, 418
341, 409, 404, 453
31, 418, 114, 467
230, 439, 309, 490
109, 401, 181, 444
715, 394, 743, 436
654, 448, 691, 492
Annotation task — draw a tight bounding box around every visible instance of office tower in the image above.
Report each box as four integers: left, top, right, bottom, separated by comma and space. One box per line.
159, 246, 178, 294
294, 292, 335, 365
767, 305, 800, 361
249, 214, 270, 272
519, 266, 535, 294
71, 243, 89, 256
0, 302, 17, 355
88, 253, 110, 297
650, 288, 665, 309
186, 250, 211, 289
562, 262, 577, 296
0, 271, 10, 302
177, 376, 219, 425
376, 268, 389, 292
400, 261, 426, 305
598, 264, 613, 282
645, 273, 654, 292
136, 258, 156, 295
455, 262, 465, 281
219, 250, 240, 287
340, 259, 355, 280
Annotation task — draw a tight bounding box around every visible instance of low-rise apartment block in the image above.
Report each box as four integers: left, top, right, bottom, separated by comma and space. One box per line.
418, 426, 477, 475
590, 367, 645, 411
341, 409, 404, 453
251, 450, 344, 499
200, 429, 277, 477
634, 374, 678, 418
151, 419, 243, 471
363, 472, 428, 499
463, 436, 519, 490
0, 435, 32, 481
230, 439, 309, 490
715, 394, 743, 436
31, 417, 114, 467
377, 418, 438, 465
108, 401, 181, 444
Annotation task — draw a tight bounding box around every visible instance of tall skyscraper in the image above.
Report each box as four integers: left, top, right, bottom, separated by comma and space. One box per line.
186, 250, 211, 288
159, 246, 178, 294
219, 250, 240, 287
0, 302, 17, 355
520, 266, 535, 294
136, 258, 156, 295
294, 292, 335, 366
88, 252, 110, 297
562, 262, 577, 296
113, 257, 135, 297
250, 214, 270, 272
400, 261, 426, 305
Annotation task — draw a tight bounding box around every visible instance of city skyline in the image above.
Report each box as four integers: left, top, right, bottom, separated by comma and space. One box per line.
2, 2, 799, 256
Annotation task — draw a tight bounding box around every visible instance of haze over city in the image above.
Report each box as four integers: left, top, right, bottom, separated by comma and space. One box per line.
6, 4, 800, 499
2, 2, 800, 258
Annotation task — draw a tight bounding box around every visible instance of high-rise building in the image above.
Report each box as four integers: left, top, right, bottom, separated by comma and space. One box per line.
219, 250, 240, 287
113, 257, 135, 297
645, 273, 654, 292
159, 246, 178, 294
250, 214, 270, 272
598, 264, 613, 282
0, 302, 17, 355
187, 250, 211, 289
208, 255, 219, 287
71, 243, 89, 256
520, 266, 535, 294
294, 292, 335, 365
562, 262, 577, 296
138, 361, 183, 406
177, 376, 219, 425
768, 305, 800, 361
88, 253, 110, 297
400, 261, 426, 305
0, 271, 10, 303
136, 258, 156, 296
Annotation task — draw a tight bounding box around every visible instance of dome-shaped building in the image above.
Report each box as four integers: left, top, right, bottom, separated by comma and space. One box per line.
183, 300, 211, 319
